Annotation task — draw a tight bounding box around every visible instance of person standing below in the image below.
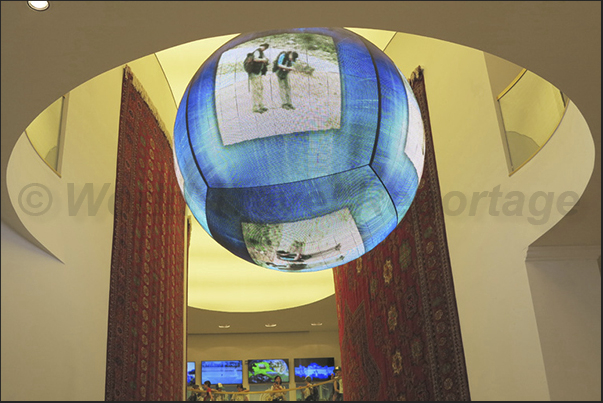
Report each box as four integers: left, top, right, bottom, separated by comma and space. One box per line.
332, 367, 343, 401
301, 376, 316, 401
202, 380, 213, 402
275, 51, 299, 110
214, 383, 225, 401
270, 375, 287, 401
249, 43, 270, 113
188, 384, 202, 401
232, 384, 249, 401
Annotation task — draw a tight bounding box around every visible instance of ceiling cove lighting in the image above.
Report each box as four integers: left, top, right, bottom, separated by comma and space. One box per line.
174, 27, 424, 273
27, 1, 49, 11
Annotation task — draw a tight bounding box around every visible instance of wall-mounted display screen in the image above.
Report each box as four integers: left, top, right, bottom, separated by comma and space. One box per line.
187, 361, 196, 386
247, 359, 290, 384
293, 357, 335, 382
201, 360, 244, 385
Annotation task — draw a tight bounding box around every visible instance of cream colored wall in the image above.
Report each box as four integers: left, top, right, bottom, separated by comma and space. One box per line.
127, 55, 178, 134
526, 247, 601, 401
485, 52, 601, 400
187, 331, 341, 401
1, 55, 180, 400
385, 33, 594, 400
1, 66, 122, 401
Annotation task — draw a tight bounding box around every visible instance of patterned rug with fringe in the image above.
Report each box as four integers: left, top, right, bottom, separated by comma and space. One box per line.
333, 67, 471, 401
105, 66, 186, 401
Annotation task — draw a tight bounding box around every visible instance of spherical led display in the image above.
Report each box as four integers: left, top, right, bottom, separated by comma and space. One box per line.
174, 27, 424, 272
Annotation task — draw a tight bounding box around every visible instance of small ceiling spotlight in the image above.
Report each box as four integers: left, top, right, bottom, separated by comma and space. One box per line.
264, 323, 277, 328
311, 322, 323, 326
28, 1, 49, 11
218, 324, 231, 329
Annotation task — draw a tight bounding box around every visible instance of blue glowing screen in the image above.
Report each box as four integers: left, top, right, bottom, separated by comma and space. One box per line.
294, 357, 335, 382
187, 361, 196, 386
201, 360, 243, 385
174, 27, 424, 272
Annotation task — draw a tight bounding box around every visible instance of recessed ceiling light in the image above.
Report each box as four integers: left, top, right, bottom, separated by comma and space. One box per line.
311, 322, 323, 326
264, 323, 277, 328
28, 1, 49, 11
218, 324, 231, 329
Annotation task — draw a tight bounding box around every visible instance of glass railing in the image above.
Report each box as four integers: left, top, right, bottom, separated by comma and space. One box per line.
498, 69, 568, 174
24, 94, 67, 176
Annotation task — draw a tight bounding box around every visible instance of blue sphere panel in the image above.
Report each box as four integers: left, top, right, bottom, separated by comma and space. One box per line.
204, 165, 397, 272
181, 27, 379, 189
364, 39, 423, 222
173, 27, 425, 272
174, 85, 211, 235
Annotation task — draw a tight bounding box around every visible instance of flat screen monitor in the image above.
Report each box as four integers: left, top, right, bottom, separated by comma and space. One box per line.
187, 361, 196, 386
201, 360, 244, 385
293, 357, 335, 382
247, 359, 290, 384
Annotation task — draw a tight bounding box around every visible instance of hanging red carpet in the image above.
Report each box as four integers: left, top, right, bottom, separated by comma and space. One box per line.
105, 66, 186, 401
333, 67, 471, 401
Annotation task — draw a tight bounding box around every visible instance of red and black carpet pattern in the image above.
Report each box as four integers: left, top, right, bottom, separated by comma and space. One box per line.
105, 66, 186, 401
333, 67, 471, 401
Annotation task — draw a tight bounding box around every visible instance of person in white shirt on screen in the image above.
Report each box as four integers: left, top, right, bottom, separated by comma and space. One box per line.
249, 43, 270, 113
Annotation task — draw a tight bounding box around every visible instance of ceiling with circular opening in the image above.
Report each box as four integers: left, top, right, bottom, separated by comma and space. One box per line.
6, 25, 594, 315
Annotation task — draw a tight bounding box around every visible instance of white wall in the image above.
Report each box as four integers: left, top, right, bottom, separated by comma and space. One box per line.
1, 55, 180, 400
385, 32, 595, 400
187, 331, 341, 401
2, 66, 122, 401
526, 246, 601, 401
